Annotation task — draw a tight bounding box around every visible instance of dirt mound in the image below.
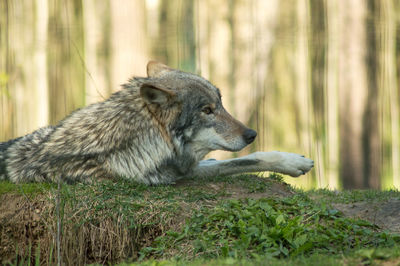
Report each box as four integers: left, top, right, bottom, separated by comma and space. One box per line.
1, 177, 399, 264
0, 176, 294, 264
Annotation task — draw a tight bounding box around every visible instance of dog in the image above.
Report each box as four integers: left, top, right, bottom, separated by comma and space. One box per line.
0, 61, 313, 184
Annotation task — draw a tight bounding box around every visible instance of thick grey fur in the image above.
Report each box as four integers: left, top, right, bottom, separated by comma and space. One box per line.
0, 62, 314, 184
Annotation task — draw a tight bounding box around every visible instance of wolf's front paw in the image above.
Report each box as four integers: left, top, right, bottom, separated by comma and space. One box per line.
276, 152, 314, 177
249, 151, 314, 177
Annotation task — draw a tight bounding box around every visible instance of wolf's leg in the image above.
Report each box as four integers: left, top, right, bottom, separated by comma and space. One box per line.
192, 151, 314, 178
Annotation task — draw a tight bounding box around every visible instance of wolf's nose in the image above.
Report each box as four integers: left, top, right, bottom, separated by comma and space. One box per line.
243, 129, 257, 144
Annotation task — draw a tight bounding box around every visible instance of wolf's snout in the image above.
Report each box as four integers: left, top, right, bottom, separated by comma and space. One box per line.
243, 129, 257, 144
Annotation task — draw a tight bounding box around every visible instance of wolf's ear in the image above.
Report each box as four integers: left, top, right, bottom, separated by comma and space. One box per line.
140, 83, 176, 104
147, 61, 172, 77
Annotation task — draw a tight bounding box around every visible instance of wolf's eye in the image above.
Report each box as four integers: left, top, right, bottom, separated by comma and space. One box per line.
202, 107, 213, 115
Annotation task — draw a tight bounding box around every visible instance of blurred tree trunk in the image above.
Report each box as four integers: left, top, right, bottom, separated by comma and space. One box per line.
338, 0, 368, 189
154, 0, 179, 67
325, 0, 340, 189
394, 0, 400, 188
269, 0, 300, 153
382, 0, 400, 188
295, 0, 312, 158
309, 0, 327, 188
47, 0, 85, 124
35, 0, 49, 128
154, 0, 196, 72
110, 0, 148, 88
290, 0, 315, 188
180, 0, 196, 72
196, 0, 210, 77
250, 0, 279, 153
156, 0, 170, 64
309, 0, 326, 126
8, 1, 37, 136
83, 0, 112, 104
0, 0, 14, 141
0, 0, 49, 140
363, 0, 382, 189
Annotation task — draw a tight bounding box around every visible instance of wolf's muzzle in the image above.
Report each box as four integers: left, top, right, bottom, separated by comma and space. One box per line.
243, 129, 257, 144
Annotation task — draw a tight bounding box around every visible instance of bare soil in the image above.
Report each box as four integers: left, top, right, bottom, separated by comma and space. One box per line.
333, 199, 400, 233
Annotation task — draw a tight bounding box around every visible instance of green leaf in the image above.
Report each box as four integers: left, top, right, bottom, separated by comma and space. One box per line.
372, 249, 392, 260
276, 214, 285, 225
356, 249, 375, 259
293, 234, 308, 248
221, 245, 229, 257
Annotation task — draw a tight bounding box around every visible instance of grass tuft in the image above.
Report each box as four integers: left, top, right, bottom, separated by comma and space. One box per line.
0, 181, 55, 196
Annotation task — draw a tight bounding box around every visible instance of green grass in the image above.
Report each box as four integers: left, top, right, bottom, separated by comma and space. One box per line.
1, 175, 400, 265
126, 246, 400, 266
306, 188, 400, 204
126, 248, 400, 265
0, 181, 55, 196
139, 194, 399, 261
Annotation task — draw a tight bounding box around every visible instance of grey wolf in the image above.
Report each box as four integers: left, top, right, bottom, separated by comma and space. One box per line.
0, 61, 313, 184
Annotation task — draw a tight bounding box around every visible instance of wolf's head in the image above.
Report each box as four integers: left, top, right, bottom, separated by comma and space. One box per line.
139, 61, 257, 159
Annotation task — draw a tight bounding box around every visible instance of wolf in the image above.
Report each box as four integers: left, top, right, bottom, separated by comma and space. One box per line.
0, 61, 313, 185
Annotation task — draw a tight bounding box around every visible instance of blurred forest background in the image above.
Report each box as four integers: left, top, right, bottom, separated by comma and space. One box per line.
0, 0, 399, 190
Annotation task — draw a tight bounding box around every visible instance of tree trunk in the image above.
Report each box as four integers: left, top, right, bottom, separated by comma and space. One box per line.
110, 0, 148, 89
338, 0, 368, 189
325, 0, 340, 189
363, 0, 381, 189
83, 0, 112, 104
309, 0, 328, 188
47, 0, 85, 124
